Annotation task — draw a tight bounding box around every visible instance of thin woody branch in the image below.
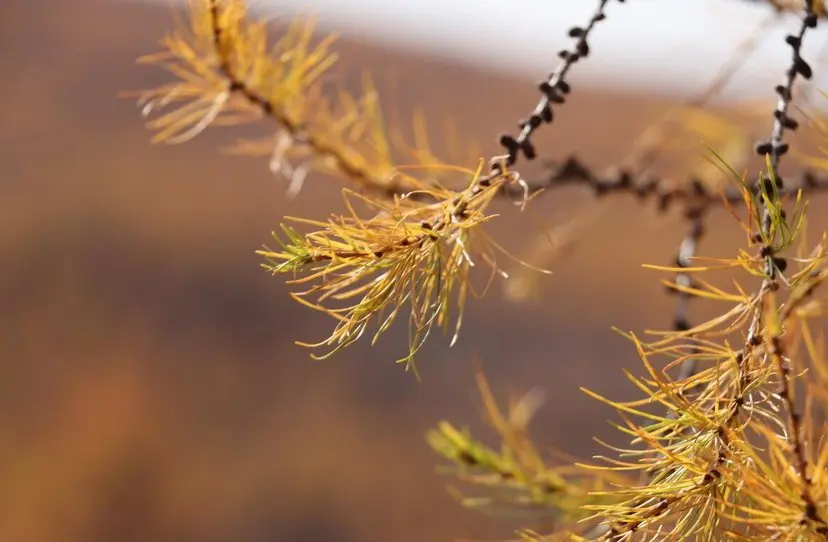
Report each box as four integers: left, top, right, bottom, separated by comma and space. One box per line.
130, 2, 828, 538
750, 0, 826, 533
599, 290, 778, 540
205, 1, 401, 194
481, 0, 624, 185
519, 156, 828, 213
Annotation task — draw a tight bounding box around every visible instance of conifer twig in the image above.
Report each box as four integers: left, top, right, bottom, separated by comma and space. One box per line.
650, 10, 779, 411
749, 1, 827, 533
128, 2, 828, 538
481, 0, 624, 186
204, 1, 402, 194
518, 159, 828, 213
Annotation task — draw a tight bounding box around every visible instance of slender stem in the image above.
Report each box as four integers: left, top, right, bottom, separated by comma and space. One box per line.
482, 0, 621, 185
750, 1, 825, 532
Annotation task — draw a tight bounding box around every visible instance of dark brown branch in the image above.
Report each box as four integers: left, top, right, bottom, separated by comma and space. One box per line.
511, 155, 828, 214
754, 6, 818, 179
481, 0, 623, 185
500, 9, 773, 210
751, 2, 826, 533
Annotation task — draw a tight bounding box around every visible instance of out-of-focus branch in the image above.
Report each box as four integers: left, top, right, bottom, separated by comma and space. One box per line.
513, 157, 828, 214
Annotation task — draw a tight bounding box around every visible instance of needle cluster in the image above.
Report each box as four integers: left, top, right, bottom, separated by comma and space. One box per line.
128, 0, 828, 540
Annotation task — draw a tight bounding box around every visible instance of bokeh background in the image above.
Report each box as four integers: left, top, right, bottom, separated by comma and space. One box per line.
4, 1, 828, 541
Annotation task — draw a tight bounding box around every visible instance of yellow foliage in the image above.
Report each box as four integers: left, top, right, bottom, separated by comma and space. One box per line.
129, 0, 525, 367
427, 366, 626, 531
131, 0, 455, 196
130, 1, 828, 540
257, 162, 515, 371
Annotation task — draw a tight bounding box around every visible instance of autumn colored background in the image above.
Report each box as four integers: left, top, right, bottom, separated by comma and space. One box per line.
4, 1, 828, 541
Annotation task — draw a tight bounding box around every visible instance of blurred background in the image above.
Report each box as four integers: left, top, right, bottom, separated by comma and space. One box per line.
4, 0, 828, 541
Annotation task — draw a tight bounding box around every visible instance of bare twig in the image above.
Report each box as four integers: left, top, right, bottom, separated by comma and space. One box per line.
481, 0, 623, 186
517, 157, 828, 212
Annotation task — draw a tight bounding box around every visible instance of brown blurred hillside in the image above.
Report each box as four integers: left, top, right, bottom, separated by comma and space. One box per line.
3, 1, 828, 541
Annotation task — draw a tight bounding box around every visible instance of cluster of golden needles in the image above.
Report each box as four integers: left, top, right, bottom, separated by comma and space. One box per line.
130, 1, 828, 540
131, 0, 536, 372
523, 2, 828, 539
131, 0, 828, 369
